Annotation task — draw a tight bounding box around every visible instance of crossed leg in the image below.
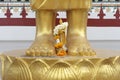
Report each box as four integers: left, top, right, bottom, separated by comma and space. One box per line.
26, 10, 56, 56
67, 9, 96, 56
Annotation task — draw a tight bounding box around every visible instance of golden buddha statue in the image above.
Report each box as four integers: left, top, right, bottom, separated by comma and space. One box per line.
1, 1, 120, 80
26, 0, 96, 56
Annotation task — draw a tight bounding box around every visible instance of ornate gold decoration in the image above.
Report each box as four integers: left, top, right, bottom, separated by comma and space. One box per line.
1, 49, 120, 80
26, 0, 96, 56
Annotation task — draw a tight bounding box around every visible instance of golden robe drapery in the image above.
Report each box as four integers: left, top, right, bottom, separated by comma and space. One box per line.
31, 0, 92, 10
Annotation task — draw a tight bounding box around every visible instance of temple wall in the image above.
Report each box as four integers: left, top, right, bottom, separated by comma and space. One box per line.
0, 40, 120, 52
0, 27, 120, 41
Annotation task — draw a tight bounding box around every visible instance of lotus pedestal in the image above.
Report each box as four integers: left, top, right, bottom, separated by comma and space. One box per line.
0, 49, 120, 80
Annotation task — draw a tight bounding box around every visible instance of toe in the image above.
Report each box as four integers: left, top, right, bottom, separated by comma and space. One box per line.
35, 49, 40, 56
39, 50, 46, 56
26, 50, 31, 56
48, 49, 55, 56
78, 48, 84, 56
30, 49, 35, 56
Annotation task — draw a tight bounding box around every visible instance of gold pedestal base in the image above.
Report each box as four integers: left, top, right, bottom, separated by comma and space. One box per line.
1, 49, 120, 80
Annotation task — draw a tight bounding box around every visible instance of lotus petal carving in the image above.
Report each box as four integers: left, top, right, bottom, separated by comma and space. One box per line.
4, 58, 32, 80
43, 61, 78, 80
29, 59, 49, 80
1, 55, 120, 80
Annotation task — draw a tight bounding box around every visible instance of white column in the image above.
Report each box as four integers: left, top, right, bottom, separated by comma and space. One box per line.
95, 0, 99, 2
110, 0, 116, 1
103, 0, 109, 1
11, 0, 17, 1
4, 0, 10, 1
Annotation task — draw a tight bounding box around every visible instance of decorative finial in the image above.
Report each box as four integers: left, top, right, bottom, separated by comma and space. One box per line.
59, 18, 63, 24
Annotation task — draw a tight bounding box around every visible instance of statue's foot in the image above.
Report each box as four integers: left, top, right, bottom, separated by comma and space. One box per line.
26, 35, 56, 56
67, 37, 96, 56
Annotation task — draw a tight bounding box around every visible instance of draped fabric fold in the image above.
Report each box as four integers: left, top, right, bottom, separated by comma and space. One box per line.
30, 0, 92, 10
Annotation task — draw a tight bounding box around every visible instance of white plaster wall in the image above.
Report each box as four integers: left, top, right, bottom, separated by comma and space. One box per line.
0, 40, 120, 53
0, 27, 120, 40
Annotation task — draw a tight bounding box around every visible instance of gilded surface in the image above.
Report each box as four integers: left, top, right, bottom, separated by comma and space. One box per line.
31, 0, 92, 10
0, 0, 119, 80
26, 0, 96, 56
1, 54, 120, 80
